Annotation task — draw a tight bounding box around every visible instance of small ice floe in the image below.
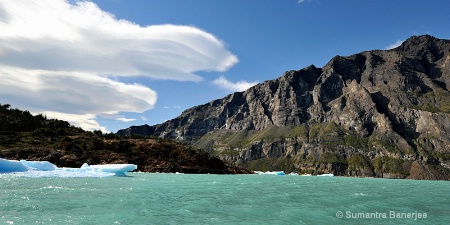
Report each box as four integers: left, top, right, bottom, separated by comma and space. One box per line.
0, 158, 137, 178
317, 173, 334, 177
255, 171, 285, 175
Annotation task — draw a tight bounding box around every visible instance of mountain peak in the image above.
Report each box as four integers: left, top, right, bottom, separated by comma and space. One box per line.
405, 34, 437, 43
394, 34, 440, 49
393, 35, 449, 62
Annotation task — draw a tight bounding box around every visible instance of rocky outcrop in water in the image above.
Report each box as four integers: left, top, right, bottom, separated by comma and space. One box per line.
118, 35, 450, 180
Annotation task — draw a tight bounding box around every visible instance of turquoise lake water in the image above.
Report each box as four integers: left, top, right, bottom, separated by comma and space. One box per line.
1, 173, 449, 225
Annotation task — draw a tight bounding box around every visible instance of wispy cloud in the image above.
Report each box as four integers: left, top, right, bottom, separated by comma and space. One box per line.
212, 75, 258, 92
0, 0, 238, 130
43, 111, 108, 132
115, 117, 136, 123
385, 39, 404, 50
100, 113, 136, 123
162, 106, 182, 109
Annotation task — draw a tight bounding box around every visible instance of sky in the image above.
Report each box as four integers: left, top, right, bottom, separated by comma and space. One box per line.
1, 0, 450, 133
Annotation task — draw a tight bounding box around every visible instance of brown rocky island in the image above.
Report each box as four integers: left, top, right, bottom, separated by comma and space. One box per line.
0, 104, 251, 174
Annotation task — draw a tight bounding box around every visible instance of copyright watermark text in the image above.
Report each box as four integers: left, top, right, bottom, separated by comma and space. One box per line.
336, 211, 427, 220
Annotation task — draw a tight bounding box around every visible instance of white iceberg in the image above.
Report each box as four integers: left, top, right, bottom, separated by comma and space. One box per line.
0, 158, 137, 178
83, 163, 138, 177
255, 171, 286, 175
20, 160, 57, 171
0, 158, 29, 173
317, 173, 334, 177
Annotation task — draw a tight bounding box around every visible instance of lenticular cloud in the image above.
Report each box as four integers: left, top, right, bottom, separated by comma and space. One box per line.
0, 0, 238, 130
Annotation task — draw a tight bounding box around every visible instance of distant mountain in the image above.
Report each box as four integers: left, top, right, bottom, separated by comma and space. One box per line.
118, 35, 450, 180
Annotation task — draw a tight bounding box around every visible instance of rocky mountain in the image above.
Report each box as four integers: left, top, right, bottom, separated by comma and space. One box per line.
118, 35, 450, 180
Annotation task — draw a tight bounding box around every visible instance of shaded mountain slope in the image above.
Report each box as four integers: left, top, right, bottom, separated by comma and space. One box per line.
118, 35, 450, 180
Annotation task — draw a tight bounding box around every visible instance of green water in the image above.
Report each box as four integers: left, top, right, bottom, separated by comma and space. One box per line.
0, 173, 449, 225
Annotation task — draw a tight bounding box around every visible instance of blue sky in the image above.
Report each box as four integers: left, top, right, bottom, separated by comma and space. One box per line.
1, 0, 450, 132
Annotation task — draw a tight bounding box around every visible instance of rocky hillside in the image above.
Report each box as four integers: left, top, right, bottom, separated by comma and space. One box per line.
0, 104, 251, 174
118, 35, 450, 180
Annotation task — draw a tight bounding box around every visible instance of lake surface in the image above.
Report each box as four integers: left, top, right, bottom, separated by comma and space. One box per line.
1, 173, 449, 224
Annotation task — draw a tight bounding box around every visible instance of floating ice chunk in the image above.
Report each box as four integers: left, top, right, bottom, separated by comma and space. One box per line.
84, 163, 138, 177
0, 158, 137, 177
0, 158, 29, 173
255, 171, 285, 175
20, 160, 57, 171
317, 173, 334, 177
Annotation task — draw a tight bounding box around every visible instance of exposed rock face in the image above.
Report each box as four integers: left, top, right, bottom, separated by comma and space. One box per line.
118, 35, 450, 180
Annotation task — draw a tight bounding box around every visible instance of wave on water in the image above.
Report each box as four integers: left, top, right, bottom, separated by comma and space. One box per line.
354, 193, 369, 196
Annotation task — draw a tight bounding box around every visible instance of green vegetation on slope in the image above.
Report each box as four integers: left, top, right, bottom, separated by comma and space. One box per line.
410, 87, 450, 113
195, 124, 309, 151
245, 157, 295, 172
373, 156, 410, 177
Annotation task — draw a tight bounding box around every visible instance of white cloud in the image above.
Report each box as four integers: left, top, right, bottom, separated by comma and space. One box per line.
385, 39, 404, 50
212, 75, 258, 92
43, 111, 108, 133
162, 106, 182, 109
99, 113, 136, 123
0, 0, 238, 130
0, 66, 155, 131
115, 117, 136, 123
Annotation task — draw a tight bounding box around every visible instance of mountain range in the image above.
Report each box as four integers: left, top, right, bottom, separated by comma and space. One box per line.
118, 35, 450, 180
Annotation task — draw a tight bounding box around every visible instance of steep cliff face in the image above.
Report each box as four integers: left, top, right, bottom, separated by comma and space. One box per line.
118, 35, 450, 180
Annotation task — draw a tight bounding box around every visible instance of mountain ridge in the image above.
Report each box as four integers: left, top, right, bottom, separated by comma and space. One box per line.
118, 35, 450, 180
